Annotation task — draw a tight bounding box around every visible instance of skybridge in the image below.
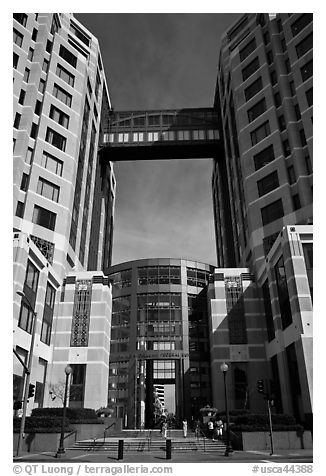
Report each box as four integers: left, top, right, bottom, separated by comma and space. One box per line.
99, 107, 223, 161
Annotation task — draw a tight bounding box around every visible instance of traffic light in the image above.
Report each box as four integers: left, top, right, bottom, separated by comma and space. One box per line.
28, 383, 35, 398
257, 379, 265, 394
13, 401, 22, 410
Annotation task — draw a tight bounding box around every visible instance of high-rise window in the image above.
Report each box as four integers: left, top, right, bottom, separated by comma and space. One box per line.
292, 193, 301, 210
263, 31, 270, 45
13, 113, 21, 129
45, 127, 67, 151
30, 122, 38, 139
18, 302, 34, 333
41, 151, 63, 176
291, 13, 313, 37
28, 47, 34, 61
242, 57, 260, 81
301, 59, 313, 82
282, 139, 291, 157
257, 171, 279, 197
25, 147, 34, 165
41, 283, 56, 345
253, 144, 275, 170
59, 45, 77, 68
285, 58, 291, 74
13, 13, 28, 27
306, 88, 313, 107
18, 90, 26, 105
34, 100, 42, 116
95, 70, 101, 100
13, 29, 23, 47
270, 70, 277, 86
23, 68, 30, 82
239, 38, 256, 62
247, 98, 266, 123
37, 177, 60, 202
70, 22, 90, 46
13, 52, 19, 69
274, 92, 281, 108
287, 165, 296, 184
16, 201, 25, 218
32, 204, 56, 231
299, 129, 307, 146
294, 104, 301, 121
31, 28, 38, 41
46, 40, 53, 53
56, 63, 75, 87
53, 84, 72, 107
278, 115, 286, 131
20, 173, 29, 192
266, 50, 273, 65
49, 105, 69, 128
251, 121, 270, 146
296, 33, 313, 58
275, 256, 292, 329
39, 79, 46, 93
261, 198, 284, 226
25, 260, 39, 293
305, 155, 312, 175
244, 77, 263, 101
42, 59, 49, 73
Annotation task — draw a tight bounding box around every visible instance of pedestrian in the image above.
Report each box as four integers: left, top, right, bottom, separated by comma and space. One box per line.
208, 419, 214, 439
216, 419, 223, 439
162, 421, 168, 438
182, 418, 187, 438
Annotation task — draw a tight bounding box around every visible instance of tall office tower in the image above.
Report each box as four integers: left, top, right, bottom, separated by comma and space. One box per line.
213, 13, 313, 272
13, 13, 115, 413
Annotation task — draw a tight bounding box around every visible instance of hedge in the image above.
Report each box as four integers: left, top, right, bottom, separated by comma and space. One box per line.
13, 416, 73, 433
212, 412, 304, 432
31, 407, 98, 421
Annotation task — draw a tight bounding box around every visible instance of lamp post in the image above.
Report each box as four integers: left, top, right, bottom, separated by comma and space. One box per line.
56, 364, 72, 458
15, 291, 37, 457
220, 362, 233, 456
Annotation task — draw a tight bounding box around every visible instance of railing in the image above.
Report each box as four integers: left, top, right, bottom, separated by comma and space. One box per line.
63, 429, 77, 442
195, 428, 207, 452
103, 422, 116, 443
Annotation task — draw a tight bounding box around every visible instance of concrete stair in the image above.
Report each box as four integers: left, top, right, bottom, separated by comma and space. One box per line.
66, 434, 227, 454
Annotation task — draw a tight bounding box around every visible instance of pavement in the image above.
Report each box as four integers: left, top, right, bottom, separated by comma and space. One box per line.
13, 448, 313, 464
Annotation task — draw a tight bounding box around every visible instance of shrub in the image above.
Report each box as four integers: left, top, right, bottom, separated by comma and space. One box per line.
31, 407, 98, 421
215, 411, 299, 430
13, 416, 73, 433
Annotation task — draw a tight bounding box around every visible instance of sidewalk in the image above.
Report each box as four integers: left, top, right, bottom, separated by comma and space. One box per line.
13, 448, 313, 463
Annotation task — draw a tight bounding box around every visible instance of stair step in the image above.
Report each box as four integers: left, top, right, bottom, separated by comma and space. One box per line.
67, 437, 227, 453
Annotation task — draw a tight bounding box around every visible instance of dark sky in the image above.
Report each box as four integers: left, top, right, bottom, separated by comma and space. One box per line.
76, 13, 241, 266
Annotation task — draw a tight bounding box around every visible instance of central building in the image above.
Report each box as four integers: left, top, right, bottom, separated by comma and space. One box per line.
107, 258, 214, 428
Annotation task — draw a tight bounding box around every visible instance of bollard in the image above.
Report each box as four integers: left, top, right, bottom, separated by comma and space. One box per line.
118, 439, 124, 460
166, 438, 172, 460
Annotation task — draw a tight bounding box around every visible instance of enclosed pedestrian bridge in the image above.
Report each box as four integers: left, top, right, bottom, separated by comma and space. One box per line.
99, 107, 223, 161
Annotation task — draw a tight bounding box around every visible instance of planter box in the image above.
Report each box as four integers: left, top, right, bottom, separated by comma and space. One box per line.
13, 431, 77, 453
241, 431, 313, 450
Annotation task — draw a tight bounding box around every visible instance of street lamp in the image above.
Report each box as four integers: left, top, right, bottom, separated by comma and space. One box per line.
56, 364, 72, 458
15, 291, 37, 457
220, 362, 233, 456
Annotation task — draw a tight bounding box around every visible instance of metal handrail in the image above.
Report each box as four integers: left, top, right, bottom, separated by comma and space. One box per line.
103, 421, 116, 443
63, 429, 77, 442
195, 428, 206, 452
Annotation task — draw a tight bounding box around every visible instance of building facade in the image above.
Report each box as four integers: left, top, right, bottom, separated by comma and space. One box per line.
13, 13, 115, 414
257, 225, 313, 427
213, 13, 313, 272
107, 259, 214, 427
12, 12, 313, 430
